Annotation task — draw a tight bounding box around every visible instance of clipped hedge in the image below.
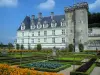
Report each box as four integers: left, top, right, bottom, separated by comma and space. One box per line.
70, 63, 96, 75
70, 58, 96, 75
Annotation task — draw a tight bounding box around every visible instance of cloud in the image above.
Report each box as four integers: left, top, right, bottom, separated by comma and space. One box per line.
38, 0, 55, 10
89, 0, 100, 11
0, 0, 18, 7
8, 36, 16, 40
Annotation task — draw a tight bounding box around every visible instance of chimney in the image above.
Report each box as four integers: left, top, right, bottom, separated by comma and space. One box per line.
51, 12, 54, 20
38, 12, 42, 21
31, 15, 35, 20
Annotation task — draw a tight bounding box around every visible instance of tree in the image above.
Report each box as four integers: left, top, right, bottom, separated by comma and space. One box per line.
16, 44, 20, 50
68, 44, 74, 52
37, 44, 42, 51
78, 43, 84, 52
0, 43, 3, 49
21, 44, 24, 50
8, 43, 13, 50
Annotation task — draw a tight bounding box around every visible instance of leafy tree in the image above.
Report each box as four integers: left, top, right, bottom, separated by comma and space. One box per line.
37, 44, 42, 51
8, 43, 13, 50
16, 44, 20, 50
68, 44, 74, 52
0, 43, 3, 49
78, 43, 84, 52
21, 44, 24, 50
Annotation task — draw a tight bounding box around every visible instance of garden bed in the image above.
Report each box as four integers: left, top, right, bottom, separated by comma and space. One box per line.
20, 61, 71, 72
70, 58, 97, 75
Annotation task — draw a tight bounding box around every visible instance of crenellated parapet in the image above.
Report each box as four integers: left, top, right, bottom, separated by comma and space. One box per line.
65, 2, 88, 12
73, 2, 88, 9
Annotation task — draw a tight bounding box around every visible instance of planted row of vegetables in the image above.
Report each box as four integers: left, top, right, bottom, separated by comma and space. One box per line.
21, 61, 71, 72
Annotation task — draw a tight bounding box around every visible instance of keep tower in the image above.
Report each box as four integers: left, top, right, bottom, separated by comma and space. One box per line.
65, 2, 88, 52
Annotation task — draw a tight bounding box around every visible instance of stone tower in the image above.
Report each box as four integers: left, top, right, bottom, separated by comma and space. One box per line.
65, 2, 88, 52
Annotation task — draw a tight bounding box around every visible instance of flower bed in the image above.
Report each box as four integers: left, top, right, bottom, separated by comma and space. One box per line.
20, 61, 71, 72
0, 64, 63, 75
70, 58, 97, 75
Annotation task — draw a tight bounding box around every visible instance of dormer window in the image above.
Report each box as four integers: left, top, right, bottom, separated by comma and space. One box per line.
61, 18, 66, 26
37, 22, 42, 29
31, 25, 35, 29
21, 22, 25, 30
43, 21, 48, 28
51, 20, 57, 27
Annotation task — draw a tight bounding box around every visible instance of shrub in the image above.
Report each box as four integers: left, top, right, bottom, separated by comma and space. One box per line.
78, 43, 84, 52
16, 44, 20, 50
21, 44, 24, 50
68, 44, 74, 52
0, 42, 3, 49
8, 43, 13, 50
37, 44, 42, 51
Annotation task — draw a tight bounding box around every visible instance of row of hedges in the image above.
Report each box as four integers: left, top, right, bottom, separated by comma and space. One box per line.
70, 58, 97, 75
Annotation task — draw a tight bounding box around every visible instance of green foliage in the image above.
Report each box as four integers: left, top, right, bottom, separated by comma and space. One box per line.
21, 44, 24, 50
70, 63, 96, 75
37, 44, 42, 51
8, 43, 13, 50
78, 43, 84, 52
68, 44, 74, 52
16, 44, 20, 50
21, 62, 71, 72
0, 42, 3, 49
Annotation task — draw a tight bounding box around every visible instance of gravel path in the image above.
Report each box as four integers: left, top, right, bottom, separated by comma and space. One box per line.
90, 67, 100, 75
58, 65, 79, 75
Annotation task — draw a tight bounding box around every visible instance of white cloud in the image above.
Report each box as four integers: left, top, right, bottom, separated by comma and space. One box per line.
38, 0, 55, 10
0, 0, 18, 7
89, 0, 100, 11
8, 36, 16, 40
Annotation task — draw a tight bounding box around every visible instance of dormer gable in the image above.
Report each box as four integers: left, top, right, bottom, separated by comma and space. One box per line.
43, 21, 48, 28
51, 20, 57, 27
61, 18, 66, 26
37, 21, 42, 29
21, 22, 25, 30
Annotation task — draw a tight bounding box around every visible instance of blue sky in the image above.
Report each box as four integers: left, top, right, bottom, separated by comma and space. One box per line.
0, 0, 100, 44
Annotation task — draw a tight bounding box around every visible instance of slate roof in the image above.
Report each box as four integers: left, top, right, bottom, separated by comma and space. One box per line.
18, 15, 65, 31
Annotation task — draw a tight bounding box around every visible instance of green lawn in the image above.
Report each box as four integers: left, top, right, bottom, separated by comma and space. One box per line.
57, 57, 83, 61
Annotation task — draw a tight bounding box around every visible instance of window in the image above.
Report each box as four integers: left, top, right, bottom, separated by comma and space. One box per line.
22, 39, 24, 43
62, 38, 65, 43
43, 21, 48, 28
52, 30, 55, 35
52, 38, 55, 43
31, 39, 34, 43
44, 31, 47, 36
51, 20, 57, 27
22, 32, 24, 36
61, 22, 66, 26
31, 25, 35, 29
62, 29, 65, 35
37, 22, 42, 29
38, 39, 40, 43
21, 25, 25, 30
32, 32, 34, 36
21, 22, 25, 30
44, 38, 47, 42
70, 30, 72, 33
38, 31, 40, 36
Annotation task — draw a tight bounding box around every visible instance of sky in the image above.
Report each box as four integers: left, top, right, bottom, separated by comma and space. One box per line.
0, 0, 100, 44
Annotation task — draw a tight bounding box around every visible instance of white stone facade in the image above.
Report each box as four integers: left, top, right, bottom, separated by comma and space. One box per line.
15, 2, 100, 51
